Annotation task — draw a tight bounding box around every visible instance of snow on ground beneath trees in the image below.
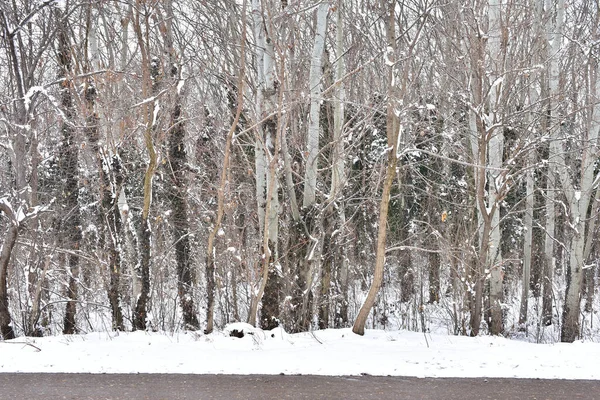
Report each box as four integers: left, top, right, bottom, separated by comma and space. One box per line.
1, 326, 599, 379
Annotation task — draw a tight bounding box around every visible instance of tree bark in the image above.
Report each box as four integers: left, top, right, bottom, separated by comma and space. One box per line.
289, 1, 329, 332
0, 201, 18, 340
132, 3, 158, 331
486, 0, 505, 336
353, 1, 399, 336
56, 8, 82, 335
160, 0, 200, 331
519, 146, 535, 328
248, 0, 280, 328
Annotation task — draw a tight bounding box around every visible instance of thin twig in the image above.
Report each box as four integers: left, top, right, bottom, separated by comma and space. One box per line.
1, 341, 42, 352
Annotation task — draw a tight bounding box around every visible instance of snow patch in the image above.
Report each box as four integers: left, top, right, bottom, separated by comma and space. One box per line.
0, 328, 598, 379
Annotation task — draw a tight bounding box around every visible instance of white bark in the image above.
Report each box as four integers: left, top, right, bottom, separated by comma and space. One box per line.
249, 0, 279, 326
331, 0, 348, 324
252, 0, 267, 236
331, 0, 345, 198
519, 148, 535, 326
303, 3, 328, 208
487, 0, 504, 335
547, 0, 600, 342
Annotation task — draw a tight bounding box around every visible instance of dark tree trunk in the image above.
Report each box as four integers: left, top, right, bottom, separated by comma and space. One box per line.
168, 100, 199, 330
84, 82, 125, 331
400, 259, 415, 303
260, 251, 280, 330
106, 157, 125, 331
541, 251, 554, 326
56, 9, 81, 335
288, 207, 317, 333
133, 221, 151, 331
0, 223, 18, 340
318, 208, 334, 329
584, 263, 595, 313
428, 248, 441, 304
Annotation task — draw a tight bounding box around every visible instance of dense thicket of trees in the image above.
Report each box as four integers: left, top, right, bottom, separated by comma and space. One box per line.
0, 0, 599, 343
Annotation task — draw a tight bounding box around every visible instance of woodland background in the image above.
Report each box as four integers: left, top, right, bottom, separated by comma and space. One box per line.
1, 0, 599, 344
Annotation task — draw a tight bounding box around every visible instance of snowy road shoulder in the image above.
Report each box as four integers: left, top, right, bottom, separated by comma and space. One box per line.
1, 327, 598, 380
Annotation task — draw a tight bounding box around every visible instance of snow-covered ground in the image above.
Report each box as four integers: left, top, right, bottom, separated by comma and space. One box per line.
1, 324, 599, 379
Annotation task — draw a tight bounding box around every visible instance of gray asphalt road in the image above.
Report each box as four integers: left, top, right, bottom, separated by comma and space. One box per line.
0, 374, 598, 400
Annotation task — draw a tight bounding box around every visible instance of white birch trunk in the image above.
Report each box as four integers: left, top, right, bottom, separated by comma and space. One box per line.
520, 0, 545, 328
540, 0, 557, 327
332, 0, 348, 325
487, 0, 504, 335
303, 3, 329, 208
331, 0, 345, 199
519, 147, 535, 327
252, 0, 267, 236
547, 0, 600, 342
248, 0, 279, 326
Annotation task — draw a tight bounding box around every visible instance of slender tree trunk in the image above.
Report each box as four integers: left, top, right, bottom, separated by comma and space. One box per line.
302, 2, 328, 208
323, 0, 348, 329
353, 2, 400, 336
331, 0, 345, 215
132, 4, 158, 331
487, 0, 505, 336
543, 0, 562, 329
318, 209, 333, 329
205, 7, 246, 332
27, 256, 50, 336
519, 149, 535, 327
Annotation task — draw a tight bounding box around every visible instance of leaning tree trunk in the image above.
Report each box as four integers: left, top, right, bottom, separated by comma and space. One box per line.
353, 2, 400, 336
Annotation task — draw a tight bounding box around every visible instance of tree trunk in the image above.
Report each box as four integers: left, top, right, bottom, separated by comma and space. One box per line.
289, 1, 329, 332
205, 26, 246, 332
84, 6, 125, 331
161, 0, 200, 331
548, 0, 600, 342
331, 0, 348, 328
132, 4, 158, 331
353, 2, 400, 336
56, 8, 81, 335
519, 143, 535, 328
428, 243, 441, 304
0, 205, 18, 340
248, 0, 280, 327
486, 0, 504, 337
